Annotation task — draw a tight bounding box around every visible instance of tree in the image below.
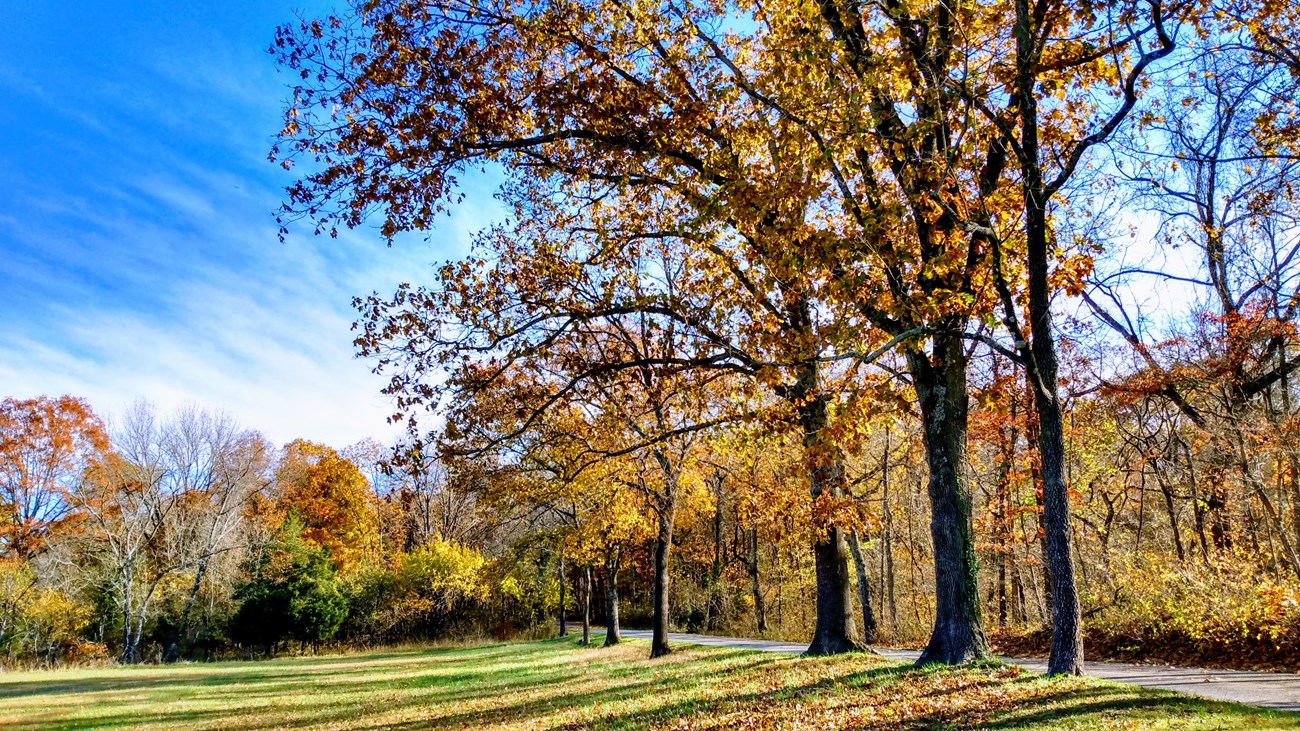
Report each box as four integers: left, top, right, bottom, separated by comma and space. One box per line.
275, 440, 378, 572
440, 307, 719, 657
982, 0, 1181, 675
274, 0, 1002, 661
0, 396, 109, 560
160, 408, 270, 662
231, 515, 348, 656
73, 402, 187, 663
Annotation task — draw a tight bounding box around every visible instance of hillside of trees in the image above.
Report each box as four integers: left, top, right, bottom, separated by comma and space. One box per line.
5, 0, 1300, 674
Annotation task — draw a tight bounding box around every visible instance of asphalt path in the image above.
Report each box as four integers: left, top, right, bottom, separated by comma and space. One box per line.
615, 628, 1300, 712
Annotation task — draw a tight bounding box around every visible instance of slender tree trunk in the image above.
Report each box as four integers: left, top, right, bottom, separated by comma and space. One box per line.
121, 606, 135, 664
1013, 22, 1083, 667
581, 566, 591, 646
1242, 452, 1300, 576
997, 546, 1008, 627
1204, 440, 1234, 549
164, 556, 211, 663
1010, 556, 1026, 624
905, 475, 925, 629
650, 506, 675, 658
707, 474, 725, 631
1024, 373, 1054, 615
881, 435, 898, 630
847, 530, 878, 644
1022, 226, 1084, 675
120, 565, 137, 664
1182, 437, 1211, 562
603, 548, 621, 646
1156, 471, 1186, 562
995, 396, 1015, 627
748, 528, 767, 633
911, 342, 988, 664
558, 547, 567, 638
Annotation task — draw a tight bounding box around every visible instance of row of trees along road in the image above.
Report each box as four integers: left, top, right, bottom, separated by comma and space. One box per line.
270, 0, 1299, 674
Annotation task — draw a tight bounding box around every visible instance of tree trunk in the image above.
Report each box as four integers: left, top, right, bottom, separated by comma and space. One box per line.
1181, 437, 1211, 562
1156, 470, 1186, 562
1021, 216, 1084, 675
581, 565, 591, 646
881, 435, 898, 630
1024, 372, 1054, 615
706, 472, 725, 631
847, 530, 878, 644
748, 528, 767, 633
603, 548, 621, 647
164, 556, 211, 663
997, 373, 1021, 627
1205, 451, 1233, 550
910, 342, 989, 665
120, 566, 137, 664
791, 358, 861, 655
558, 547, 567, 638
804, 455, 860, 652
1013, 24, 1083, 667
650, 506, 675, 658
121, 609, 136, 664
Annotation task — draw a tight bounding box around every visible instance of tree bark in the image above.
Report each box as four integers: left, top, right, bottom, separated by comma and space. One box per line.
748, 528, 767, 632
650, 506, 675, 658
120, 565, 138, 664
881, 432, 898, 630
1156, 469, 1186, 562
706, 471, 725, 631
603, 548, 621, 646
847, 530, 878, 644
558, 547, 567, 638
164, 556, 212, 663
1024, 373, 1054, 615
1013, 26, 1083, 667
797, 383, 862, 655
581, 565, 591, 646
911, 342, 989, 665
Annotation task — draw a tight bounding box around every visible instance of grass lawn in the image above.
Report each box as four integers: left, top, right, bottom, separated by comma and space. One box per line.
1, 636, 1297, 730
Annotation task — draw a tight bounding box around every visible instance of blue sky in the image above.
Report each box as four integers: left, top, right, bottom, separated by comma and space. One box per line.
0, 1, 502, 447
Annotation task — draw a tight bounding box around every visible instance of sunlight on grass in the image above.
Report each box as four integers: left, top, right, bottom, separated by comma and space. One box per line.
0, 637, 1295, 730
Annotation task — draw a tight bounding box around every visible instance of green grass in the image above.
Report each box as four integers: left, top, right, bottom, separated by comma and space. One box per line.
0, 636, 1296, 730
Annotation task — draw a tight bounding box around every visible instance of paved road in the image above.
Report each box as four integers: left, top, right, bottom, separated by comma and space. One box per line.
617, 628, 1300, 712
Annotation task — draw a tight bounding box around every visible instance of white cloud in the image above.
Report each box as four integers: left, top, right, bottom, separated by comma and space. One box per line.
0, 6, 510, 449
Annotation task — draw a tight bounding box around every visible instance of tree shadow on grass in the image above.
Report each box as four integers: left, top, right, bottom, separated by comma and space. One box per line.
0, 642, 551, 701
3, 639, 782, 731
969, 683, 1300, 730
11, 639, 1291, 731
529, 657, 1298, 731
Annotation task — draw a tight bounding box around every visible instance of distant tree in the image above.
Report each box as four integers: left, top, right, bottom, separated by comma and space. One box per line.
160, 408, 271, 662
275, 440, 377, 572
73, 402, 188, 664
0, 395, 109, 560
231, 516, 348, 656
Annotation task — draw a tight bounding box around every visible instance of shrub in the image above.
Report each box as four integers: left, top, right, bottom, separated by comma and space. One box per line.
1081, 552, 1300, 669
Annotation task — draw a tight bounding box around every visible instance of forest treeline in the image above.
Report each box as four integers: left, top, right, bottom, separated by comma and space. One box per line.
5, 0, 1300, 672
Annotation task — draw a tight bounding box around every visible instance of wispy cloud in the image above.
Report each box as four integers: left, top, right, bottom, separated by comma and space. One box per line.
0, 0, 504, 448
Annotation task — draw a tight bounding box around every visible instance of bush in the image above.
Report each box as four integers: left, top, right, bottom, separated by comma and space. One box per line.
1009, 552, 1300, 670
341, 538, 490, 645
